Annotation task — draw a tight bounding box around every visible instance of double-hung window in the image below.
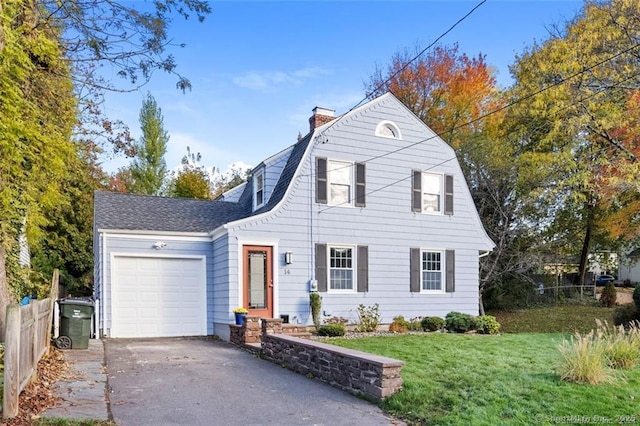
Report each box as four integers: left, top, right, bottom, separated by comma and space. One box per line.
421, 251, 443, 291
253, 169, 265, 210
328, 160, 352, 206
410, 248, 455, 294
412, 171, 454, 215
315, 244, 369, 293
329, 246, 353, 291
316, 158, 366, 207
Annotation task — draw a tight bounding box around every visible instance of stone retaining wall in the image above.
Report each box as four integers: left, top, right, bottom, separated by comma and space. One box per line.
260, 319, 404, 402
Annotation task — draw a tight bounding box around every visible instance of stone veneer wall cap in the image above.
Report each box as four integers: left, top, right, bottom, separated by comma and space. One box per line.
271, 334, 405, 368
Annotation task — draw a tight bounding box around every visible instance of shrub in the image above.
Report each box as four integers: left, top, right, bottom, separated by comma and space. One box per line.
558, 330, 612, 384
421, 316, 445, 332
600, 282, 617, 307
317, 323, 346, 337
634, 284, 640, 310
408, 317, 423, 331
445, 312, 474, 333
389, 315, 409, 333
355, 303, 380, 332
309, 292, 322, 330
613, 304, 638, 327
475, 315, 501, 335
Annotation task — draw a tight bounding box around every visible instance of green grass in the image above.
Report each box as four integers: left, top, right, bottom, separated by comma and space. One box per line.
34, 419, 115, 426
329, 333, 640, 425
490, 305, 617, 334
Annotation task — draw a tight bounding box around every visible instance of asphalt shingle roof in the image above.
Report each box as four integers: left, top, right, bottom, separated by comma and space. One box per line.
237, 133, 312, 217
94, 133, 313, 234
94, 191, 245, 233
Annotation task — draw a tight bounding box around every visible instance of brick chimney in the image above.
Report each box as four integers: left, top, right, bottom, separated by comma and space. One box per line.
309, 107, 335, 132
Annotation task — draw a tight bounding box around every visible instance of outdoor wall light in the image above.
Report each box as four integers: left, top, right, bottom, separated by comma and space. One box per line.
285, 251, 293, 264
153, 241, 167, 250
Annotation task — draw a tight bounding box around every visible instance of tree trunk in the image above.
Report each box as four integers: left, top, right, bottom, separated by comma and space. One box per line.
577, 203, 594, 288
478, 293, 485, 315
0, 246, 10, 342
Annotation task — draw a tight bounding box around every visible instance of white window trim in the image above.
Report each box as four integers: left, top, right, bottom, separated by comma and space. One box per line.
253, 168, 265, 210
327, 244, 357, 293
421, 172, 444, 215
375, 120, 402, 139
420, 248, 445, 294
327, 160, 355, 208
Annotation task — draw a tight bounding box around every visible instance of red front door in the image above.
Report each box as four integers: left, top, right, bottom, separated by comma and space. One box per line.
243, 245, 273, 318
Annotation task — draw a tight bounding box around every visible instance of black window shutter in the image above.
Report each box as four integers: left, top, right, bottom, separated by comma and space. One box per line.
316, 158, 327, 204
446, 250, 455, 293
412, 170, 422, 212
355, 163, 366, 207
410, 248, 421, 292
444, 175, 454, 215
315, 244, 327, 292
357, 245, 368, 292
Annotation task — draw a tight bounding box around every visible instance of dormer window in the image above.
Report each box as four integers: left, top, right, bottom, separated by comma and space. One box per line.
375, 120, 401, 139
253, 169, 265, 210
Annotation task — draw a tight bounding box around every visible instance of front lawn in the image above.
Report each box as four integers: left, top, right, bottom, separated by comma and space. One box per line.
329, 333, 640, 425
491, 305, 617, 334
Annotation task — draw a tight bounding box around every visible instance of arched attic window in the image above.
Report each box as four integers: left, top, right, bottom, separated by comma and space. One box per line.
375, 120, 402, 139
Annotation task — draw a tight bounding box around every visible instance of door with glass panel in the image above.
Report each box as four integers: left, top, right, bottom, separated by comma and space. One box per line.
242, 246, 273, 318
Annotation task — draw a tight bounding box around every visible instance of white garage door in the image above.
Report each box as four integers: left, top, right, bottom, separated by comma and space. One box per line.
112, 256, 207, 338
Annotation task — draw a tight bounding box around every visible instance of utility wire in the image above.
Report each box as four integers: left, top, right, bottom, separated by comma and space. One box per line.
315, 0, 487, 137
303, 41, 640, 182
318, 65, 640, 213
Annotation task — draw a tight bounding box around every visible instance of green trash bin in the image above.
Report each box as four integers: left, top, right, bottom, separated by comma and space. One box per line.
57, 298, 94, 349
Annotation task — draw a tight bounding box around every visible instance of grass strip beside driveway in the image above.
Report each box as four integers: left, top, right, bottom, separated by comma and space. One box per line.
329, 333, 640, 425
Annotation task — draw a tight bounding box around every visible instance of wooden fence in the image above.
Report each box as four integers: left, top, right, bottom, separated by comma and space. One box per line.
3, 270, 59, 419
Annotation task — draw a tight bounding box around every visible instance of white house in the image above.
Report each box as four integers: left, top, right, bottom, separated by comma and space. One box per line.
93, 93, 495, 340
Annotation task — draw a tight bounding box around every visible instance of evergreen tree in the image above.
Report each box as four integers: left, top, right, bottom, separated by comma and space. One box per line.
130, 93, 168, 195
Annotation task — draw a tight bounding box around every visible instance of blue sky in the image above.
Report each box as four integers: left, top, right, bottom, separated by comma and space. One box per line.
102, 0, 583, 175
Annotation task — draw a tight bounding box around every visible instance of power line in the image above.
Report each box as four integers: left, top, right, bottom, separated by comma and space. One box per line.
303, 41, 640, 184
316, 0, 487, 136
317, 65, 640, 213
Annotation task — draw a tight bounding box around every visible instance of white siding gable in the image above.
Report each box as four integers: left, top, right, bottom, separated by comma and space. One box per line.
225, 93, 495, 324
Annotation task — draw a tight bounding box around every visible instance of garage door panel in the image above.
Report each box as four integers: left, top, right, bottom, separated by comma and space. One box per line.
112, 256, 206, 338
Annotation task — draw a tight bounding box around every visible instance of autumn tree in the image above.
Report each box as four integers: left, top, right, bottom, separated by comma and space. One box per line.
367, 44, 500, 148
212, 165, 250, 199
129, 93, 169, 195
0, 0, 77, 339
507, 0, 640, 286
0, 0, 211, 339
30, 142, 108, 297
168, 147, 214, 199
366, 44, 539, 312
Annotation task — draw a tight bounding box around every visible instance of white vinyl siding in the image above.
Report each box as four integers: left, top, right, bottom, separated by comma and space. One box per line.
227, 93, 494, 324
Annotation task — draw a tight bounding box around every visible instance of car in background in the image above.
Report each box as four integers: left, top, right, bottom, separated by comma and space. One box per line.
595, 274, 616, 286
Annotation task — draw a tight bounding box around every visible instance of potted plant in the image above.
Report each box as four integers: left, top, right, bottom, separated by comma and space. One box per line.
233, 307, 248, 325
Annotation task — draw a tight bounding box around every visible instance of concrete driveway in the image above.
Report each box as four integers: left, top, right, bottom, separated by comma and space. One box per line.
105, 338, 401, 426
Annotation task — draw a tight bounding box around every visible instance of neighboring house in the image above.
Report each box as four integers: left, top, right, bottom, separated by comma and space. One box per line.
619, 248, 640, 284
93, 93, 495, 340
